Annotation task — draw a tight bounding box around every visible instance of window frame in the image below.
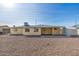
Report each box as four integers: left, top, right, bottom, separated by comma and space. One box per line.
54, 28, 58, 30
25, 28, 30, 32
34, 28, 39, 32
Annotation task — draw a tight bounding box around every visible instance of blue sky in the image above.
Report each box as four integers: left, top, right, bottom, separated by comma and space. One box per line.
0, 3, 79, 27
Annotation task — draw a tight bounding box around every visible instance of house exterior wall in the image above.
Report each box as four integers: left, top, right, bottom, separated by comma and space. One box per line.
23, 28, 41, 35
52, 27, 60, 35
41, 28, 52, 35
10, 28, 23, 35
66, 29, 77, 36
3, 29, 10, 34
10, 26, 65, 36
52, 27, 65, 35
77, 29, 79, 35
23, 27, 65, 35
59, 27, 65, 35
0, 28, 3, 32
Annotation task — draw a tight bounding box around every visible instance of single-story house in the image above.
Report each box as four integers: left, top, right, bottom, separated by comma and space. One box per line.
10, 25, 66, 36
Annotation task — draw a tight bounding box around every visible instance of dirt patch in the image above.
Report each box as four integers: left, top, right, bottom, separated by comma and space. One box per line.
0, 35, 79, 56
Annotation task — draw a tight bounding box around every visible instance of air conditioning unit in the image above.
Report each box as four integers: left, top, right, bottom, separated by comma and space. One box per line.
24, 22, 29, 26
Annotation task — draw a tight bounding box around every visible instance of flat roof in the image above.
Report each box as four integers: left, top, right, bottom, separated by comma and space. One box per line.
10, 25, 65, 29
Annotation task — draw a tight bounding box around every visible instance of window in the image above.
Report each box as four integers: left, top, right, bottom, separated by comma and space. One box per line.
34, 28, 39, 32
25, 28, 30, 32
54, 28, 57, 30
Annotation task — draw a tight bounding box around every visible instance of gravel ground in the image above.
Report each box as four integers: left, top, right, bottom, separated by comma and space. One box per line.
0, 35, 79, 56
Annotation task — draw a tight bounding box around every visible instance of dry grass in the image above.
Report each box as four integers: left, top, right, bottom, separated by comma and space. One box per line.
0, 35, 79, 56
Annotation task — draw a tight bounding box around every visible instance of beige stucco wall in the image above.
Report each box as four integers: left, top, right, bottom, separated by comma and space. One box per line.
52, 27, 60, 35
10, 28, 23, 35
52, 27, 64, 35
0, 28, 3, 32
10, 27, 65, 35
77, 29, 79, 35
59, 28, 64, 35
23, 28, 41, 35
